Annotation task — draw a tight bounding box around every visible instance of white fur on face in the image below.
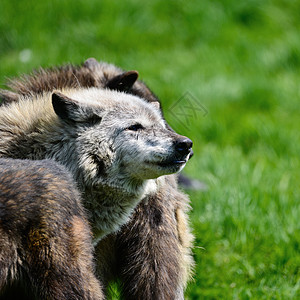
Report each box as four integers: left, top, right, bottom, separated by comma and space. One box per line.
69, 88, 189, 188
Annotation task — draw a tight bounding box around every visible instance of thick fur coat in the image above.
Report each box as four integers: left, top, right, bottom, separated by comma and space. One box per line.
0, 59, 194, 299
0, 158, 103, 300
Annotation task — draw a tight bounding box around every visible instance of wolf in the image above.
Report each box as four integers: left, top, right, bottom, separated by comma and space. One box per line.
0, 59, 194, 299
0, 158, 103, 300
0, 87, 192, 239
0, 85, 193, 298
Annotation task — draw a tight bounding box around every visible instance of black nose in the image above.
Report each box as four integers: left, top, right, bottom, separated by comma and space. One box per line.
174, 137, 193, 155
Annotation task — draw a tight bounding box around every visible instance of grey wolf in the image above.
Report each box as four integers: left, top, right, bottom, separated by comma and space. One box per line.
0, 59, 194, 299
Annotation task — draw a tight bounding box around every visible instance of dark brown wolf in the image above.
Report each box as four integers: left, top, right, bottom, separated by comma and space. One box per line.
0, 59, 194, 300
0, 158, 103, 300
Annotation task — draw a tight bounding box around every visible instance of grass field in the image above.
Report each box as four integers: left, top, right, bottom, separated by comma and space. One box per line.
1, 0, 299, 299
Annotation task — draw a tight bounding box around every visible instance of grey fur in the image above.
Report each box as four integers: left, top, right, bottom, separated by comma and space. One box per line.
0, 60, 195, 299
0, 87, 191, 241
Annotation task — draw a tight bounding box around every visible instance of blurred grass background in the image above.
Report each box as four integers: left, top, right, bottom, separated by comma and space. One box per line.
1, 0, 299, 298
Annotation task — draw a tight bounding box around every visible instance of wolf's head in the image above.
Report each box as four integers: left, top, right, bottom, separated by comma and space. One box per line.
52, 88, 192, 188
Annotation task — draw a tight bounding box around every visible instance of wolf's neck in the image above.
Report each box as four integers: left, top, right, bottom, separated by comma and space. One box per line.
83, 179, 157, 244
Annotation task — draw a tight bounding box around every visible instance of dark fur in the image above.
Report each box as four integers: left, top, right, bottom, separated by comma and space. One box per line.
0, 59, 194, 299
1, 58, 159, 105
115, 175, 191, 300
0, 158, 103, 300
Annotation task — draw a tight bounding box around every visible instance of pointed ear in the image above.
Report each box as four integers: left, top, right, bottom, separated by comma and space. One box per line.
106, 70, 138, 92
0, 89, 20, 103
83, 57, 99, 71
52, 92, 80, 122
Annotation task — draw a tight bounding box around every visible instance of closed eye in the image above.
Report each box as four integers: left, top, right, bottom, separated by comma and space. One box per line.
127, 123, 144, 131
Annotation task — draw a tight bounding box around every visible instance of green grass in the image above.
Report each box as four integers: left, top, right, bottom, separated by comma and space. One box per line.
1, 0, 299, 298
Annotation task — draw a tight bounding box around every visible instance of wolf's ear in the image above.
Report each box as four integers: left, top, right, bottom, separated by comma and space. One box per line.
106, 70, 138, 92
83, 57, 99, 70
0, 89, 20, 103
52, 92, 80, 122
